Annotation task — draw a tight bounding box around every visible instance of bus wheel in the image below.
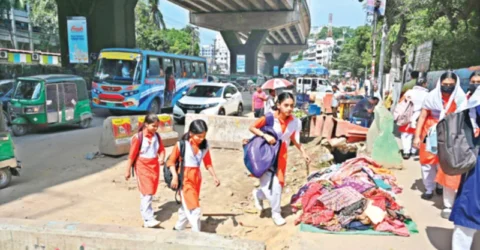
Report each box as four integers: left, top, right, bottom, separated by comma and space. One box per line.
149, 99, 160, 114
12, 124, 27, 137
0, 168, 12, 189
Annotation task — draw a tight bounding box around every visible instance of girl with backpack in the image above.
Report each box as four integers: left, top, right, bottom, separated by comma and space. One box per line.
449, 71, 480, 250
167, 119, 220, 232
398, 76, 429, 160
413, 71, 466, 219
249, 92, 311, 226
125, 114, 166, 228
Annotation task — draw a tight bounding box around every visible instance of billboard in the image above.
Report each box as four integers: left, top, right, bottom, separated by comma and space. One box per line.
236, 55, 245, 73
273, 66, 279, 76
67, 16, 89, 63
414, 40, 434, 72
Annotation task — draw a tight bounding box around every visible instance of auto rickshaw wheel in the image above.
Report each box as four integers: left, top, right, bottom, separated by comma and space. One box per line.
0, 168, 12, 189
80, 118, 92, 129
12, 124, 27, 137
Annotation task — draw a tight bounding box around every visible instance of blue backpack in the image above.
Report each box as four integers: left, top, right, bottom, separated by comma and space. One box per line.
244, 113, 282, 188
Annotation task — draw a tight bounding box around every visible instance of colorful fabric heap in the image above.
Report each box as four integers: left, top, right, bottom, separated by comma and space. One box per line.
290, 157, 417, 237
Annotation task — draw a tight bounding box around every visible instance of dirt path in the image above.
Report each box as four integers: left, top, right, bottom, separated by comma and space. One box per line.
1, 114, 479, 249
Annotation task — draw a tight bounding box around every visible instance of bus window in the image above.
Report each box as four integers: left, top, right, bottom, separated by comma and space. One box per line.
174, 59, 182, 78
163, 58, 175, 77
192, 61, 199, 78
199, 62, 206, 78
184, 61, 192, 78
147, 56, 163, 78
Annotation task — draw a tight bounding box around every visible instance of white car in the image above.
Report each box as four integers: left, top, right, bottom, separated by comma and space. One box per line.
173, 82, 244, 122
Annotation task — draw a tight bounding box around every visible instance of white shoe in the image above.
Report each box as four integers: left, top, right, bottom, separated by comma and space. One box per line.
144, 219, 160, 228
252, 189, 264, 211
272, 213, 286, 226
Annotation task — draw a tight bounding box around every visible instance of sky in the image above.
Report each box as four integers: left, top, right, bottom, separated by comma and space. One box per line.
159, 0, 367, 45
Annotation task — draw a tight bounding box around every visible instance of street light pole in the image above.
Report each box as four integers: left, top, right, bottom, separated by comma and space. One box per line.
370, 11, 377, 97
377, 22, 388, 99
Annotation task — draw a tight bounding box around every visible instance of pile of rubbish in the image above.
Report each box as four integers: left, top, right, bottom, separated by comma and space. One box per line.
290, 157, 417, 237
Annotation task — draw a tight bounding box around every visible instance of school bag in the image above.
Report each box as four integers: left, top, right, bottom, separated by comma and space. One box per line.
393, 96, 414, 126
436, 110, 480, 176
163, 140, 186, 191
131, 131, 161, 177
243, 112, 282, 184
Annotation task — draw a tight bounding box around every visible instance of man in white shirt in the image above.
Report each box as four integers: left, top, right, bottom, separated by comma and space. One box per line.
264, 89, 276, 114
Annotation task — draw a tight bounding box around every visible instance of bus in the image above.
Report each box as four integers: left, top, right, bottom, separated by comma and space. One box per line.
91, 48, 208, 114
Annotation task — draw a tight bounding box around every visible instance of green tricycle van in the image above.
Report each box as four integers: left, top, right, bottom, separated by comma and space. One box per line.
9, 74, 93, 136
0, 102, 21, 189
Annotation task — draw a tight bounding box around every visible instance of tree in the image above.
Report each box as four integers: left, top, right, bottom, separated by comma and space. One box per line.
317, 26, 355, 40
135, 1, 199, 56
148, 0, 166, 30
29, 0, 59, 52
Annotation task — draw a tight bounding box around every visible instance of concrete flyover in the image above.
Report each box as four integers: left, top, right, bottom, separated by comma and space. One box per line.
168, 0, 311, 75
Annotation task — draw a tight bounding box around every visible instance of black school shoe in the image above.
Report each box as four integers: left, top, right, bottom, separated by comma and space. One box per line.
436, 187, 443, 195
402, 153, 411, 160
421, 192, 434, 200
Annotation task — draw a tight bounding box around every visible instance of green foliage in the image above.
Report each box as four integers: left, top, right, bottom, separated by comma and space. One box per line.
135, 1, 199, 56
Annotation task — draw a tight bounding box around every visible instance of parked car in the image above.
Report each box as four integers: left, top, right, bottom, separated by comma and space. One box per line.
173, 82, 244, 123
0, 79, 14, 126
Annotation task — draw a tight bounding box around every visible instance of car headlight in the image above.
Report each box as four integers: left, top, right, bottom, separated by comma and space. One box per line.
202, 103, 219, 109
24, 105, 44, 114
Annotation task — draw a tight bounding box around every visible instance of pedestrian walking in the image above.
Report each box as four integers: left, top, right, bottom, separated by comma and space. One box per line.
413, 71, 466, 218
125, 114, 166, 228
450, 73, 480, 249
249, 92, 311, 226
265, 89, 277, 114
168, 120, 220, 232
398, 77, 429, 160
252, 87, 267, 118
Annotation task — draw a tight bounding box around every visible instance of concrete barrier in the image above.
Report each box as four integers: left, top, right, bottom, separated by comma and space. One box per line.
99, 114, 178, 156
185, 114, 256, 150
0, 218, 265, 250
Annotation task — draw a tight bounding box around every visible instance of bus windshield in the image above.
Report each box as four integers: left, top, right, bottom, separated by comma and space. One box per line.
94, 58, 141, 85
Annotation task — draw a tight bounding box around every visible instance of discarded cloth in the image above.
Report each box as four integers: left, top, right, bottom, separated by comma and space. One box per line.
318, 186, 364, 212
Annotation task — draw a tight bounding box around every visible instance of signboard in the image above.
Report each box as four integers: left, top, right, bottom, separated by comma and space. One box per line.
67, 16, 89, 63
236, 55, 245, 73
366, 0, 387, 16
112, 118, 132, 145
414, 40, 434, 72
273, 66, 279, 76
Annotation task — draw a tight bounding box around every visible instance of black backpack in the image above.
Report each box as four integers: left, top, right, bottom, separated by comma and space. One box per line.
163, 140, 186, 203
437, 110, 480, 176
131, 131, 161, 177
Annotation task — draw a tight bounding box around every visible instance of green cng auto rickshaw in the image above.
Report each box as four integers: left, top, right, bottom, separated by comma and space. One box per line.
9, 74, 93, 136
0, 102, 21, 189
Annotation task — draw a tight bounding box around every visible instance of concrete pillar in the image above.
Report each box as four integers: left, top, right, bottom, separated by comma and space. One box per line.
26, 3, 34, 51
56, 0, 138, 66
264, 53, 290, 76
221, 30, 268, 75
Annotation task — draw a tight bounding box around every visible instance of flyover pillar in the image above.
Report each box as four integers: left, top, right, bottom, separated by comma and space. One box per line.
56, 0, 138, 67
264, 53, 290, 76
221, 30, 268, 75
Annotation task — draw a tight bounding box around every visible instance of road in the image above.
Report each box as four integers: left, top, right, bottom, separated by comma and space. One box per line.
1, 89, 475, 249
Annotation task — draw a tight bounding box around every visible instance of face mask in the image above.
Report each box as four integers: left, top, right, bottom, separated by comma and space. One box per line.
468, 84, 478, 94
441, 85, 455, 94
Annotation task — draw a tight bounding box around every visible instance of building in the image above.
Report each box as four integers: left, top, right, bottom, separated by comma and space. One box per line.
315, 38, 335, 66
0, 4, 58, 51
200, 44, 215, 73
213, 33, 230, 74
